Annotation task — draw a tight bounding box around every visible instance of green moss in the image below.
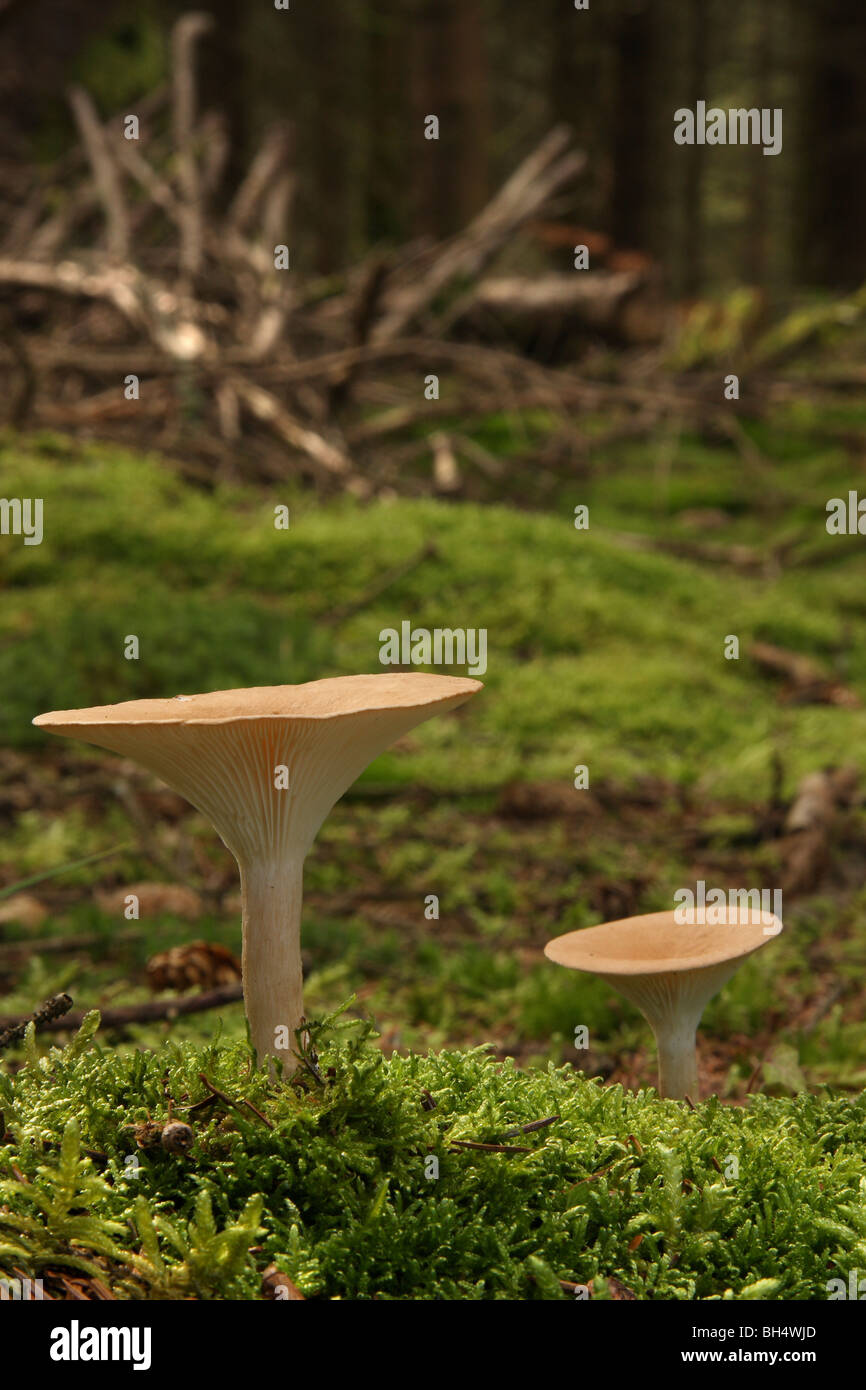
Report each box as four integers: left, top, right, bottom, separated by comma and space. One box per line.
1, 1014, 865, 1301
3, 432, 866, 793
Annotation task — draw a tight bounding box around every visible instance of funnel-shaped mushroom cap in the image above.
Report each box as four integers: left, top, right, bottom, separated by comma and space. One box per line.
544, 908, 781, 977
545, 908, 782, 1099
34, 674, 481, 859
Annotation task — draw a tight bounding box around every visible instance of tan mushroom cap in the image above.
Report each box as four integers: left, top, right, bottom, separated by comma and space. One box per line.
33, 674, 483, 867
544, 907, 783, 977
33, 673, 482, 732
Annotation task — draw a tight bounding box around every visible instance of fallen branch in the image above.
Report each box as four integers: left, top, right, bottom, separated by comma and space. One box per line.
0, 993, 74, 1050
67, 86, 130, 260
228, 374, 363, 488
448, 270, 650, 339
229, 121, 294, 232
372, 126, 587, 343
0, 257, 213, 362
750, 641, 860, 707
171, 11, 213, 279
0, 983, 243, 1037
606, 528, 768, 574
0, 930, 140, 962
6, 48, 808, 502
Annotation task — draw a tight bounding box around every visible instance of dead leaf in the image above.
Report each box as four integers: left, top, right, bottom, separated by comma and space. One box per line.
498, 781, 601, 819
261, 1264, 305, 1300
97, 882, 203, 920
779, 766, 858, 893
606, 1276, 638, 1300
0, 894, 48, 929
786, 767, 858, 831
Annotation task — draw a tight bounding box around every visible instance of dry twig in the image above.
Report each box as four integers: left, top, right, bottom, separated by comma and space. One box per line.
0, 984, 243, 1037
0, 993, 74, 1050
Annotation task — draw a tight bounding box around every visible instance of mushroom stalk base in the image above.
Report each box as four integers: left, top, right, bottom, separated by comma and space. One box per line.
652, 1023, 699, 1101
238, 857, 305, 1072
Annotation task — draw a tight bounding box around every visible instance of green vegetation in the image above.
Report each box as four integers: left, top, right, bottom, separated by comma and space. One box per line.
1, 420, 865, 1298
2, 1014, 865, 1300
2, 426, 866, 1091
1, 425, 865, 793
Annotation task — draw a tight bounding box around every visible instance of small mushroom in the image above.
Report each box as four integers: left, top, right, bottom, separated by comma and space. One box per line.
544, 907, 782, 1100
34, 675, 481, 1069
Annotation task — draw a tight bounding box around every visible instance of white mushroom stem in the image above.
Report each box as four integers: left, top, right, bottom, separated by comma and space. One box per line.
601, 960, 739, 1101
651, 1012, 701, 1101
238, 856, 305, 1065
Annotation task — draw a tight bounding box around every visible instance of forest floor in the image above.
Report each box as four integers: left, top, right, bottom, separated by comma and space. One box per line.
1, 396, 865, 1104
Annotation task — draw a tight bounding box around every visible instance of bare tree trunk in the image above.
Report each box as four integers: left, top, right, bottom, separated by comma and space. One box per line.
365, 0, 410, 243
609, 0, 655, 253
410, 0, 489, 237
800, 0, 866, 287
745, 2, 772, 285
197, 0, 248, 208
308, 4, 352, 272
549, 0, 581, 131
450, 0, 490, 223
681, 0, 707, 295
548, 0, 603, 224
411, 0, 448, 237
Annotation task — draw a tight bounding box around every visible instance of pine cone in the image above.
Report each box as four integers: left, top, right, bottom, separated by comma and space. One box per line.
146, 940, 241, 992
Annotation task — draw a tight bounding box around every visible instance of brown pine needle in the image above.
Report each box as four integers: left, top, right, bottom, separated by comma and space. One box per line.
501, 1114, 560, 1138
450, 1139, 533, 1154
197, 1072, 274, 1129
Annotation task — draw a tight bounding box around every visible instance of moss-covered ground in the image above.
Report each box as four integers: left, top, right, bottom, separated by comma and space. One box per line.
1, 400, 865, 1297
3, 1018, 866, 1301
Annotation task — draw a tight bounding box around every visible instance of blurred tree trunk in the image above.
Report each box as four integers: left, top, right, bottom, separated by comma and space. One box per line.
365, 0, 410, 243
549, 0, 580, 128
306, 4, 352, 272
548, 0, 602, 222
800, 0, 866, 288
411, 0, 444, 236
197, 0, 248, 206
411, 0, 489, 238
744, 4, 772, 286
609, 0, 654, 252
680, 0, 707, 294
450, 0, 489, 222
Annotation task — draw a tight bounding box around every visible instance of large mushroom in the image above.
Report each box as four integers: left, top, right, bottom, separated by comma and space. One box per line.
544, 907, 782, 1100
34, 675, 481, 1069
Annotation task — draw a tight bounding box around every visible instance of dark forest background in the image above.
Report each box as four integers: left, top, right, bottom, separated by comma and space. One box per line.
1, 0, 865, 300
